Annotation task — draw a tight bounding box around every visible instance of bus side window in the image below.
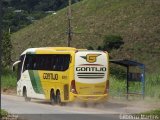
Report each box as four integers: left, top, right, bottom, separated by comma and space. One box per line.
55, 55, 59, 70
38, 55, 43, 70
22, 54, 70, 71
65, 55, 70, 70
23, 54, 31, 72
62, 55, 70, 71
30, 55, 36, 70
51, 55, 56, 71
23, 54, 37, 71
60, 56, 64, 71
33, 62, 36, 70
23, 55, 28, 72
57, 56, 62, 71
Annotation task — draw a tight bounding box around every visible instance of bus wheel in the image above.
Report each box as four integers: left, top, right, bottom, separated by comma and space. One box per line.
56, 91, 61, 105
23, 88, 31, 102
50, 90, 56, 105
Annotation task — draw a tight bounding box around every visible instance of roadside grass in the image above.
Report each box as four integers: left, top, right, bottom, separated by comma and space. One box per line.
129, 109, 160, 119
0, 109, 8, 117
145, 73, 160, 99
141, 109, 160, 116
1, 69, 17, 90
110, 73, 160, 100
1, 109, 19, 119
109, 76, 126, 98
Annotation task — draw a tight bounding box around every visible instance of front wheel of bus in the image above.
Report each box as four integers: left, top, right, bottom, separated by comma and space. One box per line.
23, 88, 31, 102
50, 90, 56, 105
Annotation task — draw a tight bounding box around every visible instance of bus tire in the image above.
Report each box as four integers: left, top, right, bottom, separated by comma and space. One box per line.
23, 87, 31, 102
50, 90, 56, 105
56, 91, 61, 105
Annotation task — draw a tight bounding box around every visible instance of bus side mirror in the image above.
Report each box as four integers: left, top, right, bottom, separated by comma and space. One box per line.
12, 60, 21, 72
12, 66, 15, 71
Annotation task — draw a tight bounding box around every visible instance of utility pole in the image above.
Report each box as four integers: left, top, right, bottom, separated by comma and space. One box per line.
67, 0, 72, 47
0, 0, 2, 102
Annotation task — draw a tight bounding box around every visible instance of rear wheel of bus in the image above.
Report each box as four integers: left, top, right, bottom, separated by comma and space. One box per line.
56, 91, 66, 106
23, 87, 31, 102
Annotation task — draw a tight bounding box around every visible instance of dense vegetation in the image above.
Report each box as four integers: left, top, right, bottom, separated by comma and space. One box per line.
2, 0, 80, 32
88, 34, 124, 52
11, 0, 160, 73
0, 109, 8, 118
1, 69, 16, 90
2, 32, 12, 68
140, 109, 160, 118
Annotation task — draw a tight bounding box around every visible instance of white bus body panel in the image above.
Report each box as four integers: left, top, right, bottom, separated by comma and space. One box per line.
75, 51, 108, 84
17, 71, 45, 99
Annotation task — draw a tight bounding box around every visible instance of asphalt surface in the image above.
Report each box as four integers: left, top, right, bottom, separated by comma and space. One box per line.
1, 94, 152, 120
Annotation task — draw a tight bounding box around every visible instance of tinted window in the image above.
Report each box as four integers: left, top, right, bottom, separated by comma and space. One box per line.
23, 54, 70, 71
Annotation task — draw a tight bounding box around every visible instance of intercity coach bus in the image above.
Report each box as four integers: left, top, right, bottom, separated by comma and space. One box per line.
12, 47, 109, 105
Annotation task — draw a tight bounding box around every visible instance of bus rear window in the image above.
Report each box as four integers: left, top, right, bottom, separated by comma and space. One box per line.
23, 54, 70, 71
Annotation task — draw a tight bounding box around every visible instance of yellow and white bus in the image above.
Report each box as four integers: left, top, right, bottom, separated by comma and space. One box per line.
13, 47, 109, 104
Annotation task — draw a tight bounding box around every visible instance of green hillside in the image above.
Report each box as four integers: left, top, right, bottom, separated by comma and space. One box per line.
11, 0, 160, 73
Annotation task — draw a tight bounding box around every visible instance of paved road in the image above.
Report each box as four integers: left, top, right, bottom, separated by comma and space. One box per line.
1, 94, 152, 120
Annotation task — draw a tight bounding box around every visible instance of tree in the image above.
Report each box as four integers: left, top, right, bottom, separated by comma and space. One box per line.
87, 46, 94, 50
97, 46, 102, 50
2, 32, 12, 68
103, 35, 124, 51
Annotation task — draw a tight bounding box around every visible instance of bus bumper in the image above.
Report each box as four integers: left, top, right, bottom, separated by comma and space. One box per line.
70, 93, 108, 102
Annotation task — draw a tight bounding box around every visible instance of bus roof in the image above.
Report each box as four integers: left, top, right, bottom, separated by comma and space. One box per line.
21, 47, 77, 55
21, 47, 107, 55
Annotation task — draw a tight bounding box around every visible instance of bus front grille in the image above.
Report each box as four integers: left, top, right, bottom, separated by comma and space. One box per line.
77, 72, 105, 79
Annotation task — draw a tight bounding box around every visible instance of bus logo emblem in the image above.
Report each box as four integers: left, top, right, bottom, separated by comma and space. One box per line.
81, 54, 101, 63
